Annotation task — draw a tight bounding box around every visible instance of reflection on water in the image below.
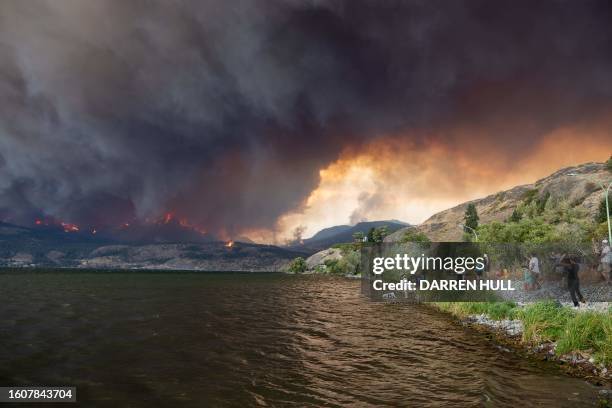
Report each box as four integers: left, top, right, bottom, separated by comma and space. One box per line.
0, 272, 603, 407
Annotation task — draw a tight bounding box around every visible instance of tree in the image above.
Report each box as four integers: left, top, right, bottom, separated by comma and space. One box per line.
464, 203, 479, 231
288, 257, 307, 273
535, 191, 551, 215
509, 208, 522, 223
368, 226, 389, 243
606, 155, 612, 173
366, 227, 375, 243
596, 197, 610, 224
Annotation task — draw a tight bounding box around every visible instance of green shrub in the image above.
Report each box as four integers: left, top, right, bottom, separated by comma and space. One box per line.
314, 264, 326, 274
521, 188, 539, 204
288, 257, 307, 273
400, 230, 431, 244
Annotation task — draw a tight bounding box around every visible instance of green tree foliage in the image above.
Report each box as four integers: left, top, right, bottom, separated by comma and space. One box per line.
478, 218, 556, 244
323, 253, 360, 275
343, 250, 361, 275
400, 229, 431, 243
606, 155, 612, 173
535, 191, 551, 215
367, 226, 389, 243
521, 188, 539, 205
508, 208, 523, 223
464, 203, 479, 231
479, 199, 597, 245
288, 257, 307, 273
596, 197, 610, 224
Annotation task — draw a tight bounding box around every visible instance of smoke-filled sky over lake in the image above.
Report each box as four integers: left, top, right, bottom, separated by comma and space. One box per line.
1, 0, 611, 242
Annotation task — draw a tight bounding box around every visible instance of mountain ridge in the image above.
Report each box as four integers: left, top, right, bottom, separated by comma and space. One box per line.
385, 161, 609, 242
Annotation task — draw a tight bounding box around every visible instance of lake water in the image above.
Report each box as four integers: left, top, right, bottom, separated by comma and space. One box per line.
0, 271, 603, 407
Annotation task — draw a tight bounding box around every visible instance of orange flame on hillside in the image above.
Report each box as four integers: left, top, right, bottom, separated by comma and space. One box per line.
61, 222, 80, 233
225, 240, 234, 248
33, 217, 80, 233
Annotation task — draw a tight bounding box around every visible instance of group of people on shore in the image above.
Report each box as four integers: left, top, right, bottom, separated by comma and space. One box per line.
521, 239, 611, 306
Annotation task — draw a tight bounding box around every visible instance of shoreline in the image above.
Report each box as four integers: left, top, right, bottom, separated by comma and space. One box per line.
430, 302, 611, 391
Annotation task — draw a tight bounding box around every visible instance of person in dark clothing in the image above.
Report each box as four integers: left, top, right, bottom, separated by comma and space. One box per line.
560, 255, 585, 307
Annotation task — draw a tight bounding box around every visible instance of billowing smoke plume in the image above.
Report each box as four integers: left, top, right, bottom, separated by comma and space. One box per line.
1, 0, 611, 238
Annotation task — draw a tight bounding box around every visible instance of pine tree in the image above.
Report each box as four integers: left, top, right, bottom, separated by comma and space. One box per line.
509, 208, 522, 223
596, 198, 610, 224
464, 203, 479, 231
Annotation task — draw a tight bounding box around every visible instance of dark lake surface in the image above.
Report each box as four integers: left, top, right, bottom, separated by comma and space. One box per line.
0, 271, 604, 407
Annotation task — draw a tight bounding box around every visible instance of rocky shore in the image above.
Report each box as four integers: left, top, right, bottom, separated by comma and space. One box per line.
436, 305, 611, 389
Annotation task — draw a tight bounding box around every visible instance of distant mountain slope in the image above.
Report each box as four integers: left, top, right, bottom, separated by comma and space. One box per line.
385, 162, 609, 242
303, 220, 409, 249
0, 221, 309, 271
306, 225, 352, 241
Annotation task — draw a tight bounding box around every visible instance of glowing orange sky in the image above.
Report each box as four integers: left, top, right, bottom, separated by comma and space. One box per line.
245, 122, 612, 244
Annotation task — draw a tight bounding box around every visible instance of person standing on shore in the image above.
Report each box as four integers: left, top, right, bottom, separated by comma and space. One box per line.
528, 253, 541, 289
560, 254, 586, 307
600, 239, 611, 283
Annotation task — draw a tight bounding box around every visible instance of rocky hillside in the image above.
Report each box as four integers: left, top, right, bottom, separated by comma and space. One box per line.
386, 162, 610, 242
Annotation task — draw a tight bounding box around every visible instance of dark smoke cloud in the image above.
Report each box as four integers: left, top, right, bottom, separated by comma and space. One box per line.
1, 0, 611, 236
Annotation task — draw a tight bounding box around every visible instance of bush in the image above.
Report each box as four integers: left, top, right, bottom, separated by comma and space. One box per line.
323, 252, 361, 275
521, 188, 539, 204
400, 229, 431, 244
478, 218, 557, 244
288, 257, 307, 273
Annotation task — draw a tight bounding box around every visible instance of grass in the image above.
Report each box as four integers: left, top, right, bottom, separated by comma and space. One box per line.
434, 301, 517, 320
555, 311, 612, 365
516, 301, 574, 343
434, 300, 612, 366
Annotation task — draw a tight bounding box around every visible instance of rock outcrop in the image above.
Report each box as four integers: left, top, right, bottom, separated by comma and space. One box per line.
305, 248, 343, 271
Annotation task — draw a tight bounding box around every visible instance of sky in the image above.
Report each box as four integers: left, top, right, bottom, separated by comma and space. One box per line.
0, 0, 611, 243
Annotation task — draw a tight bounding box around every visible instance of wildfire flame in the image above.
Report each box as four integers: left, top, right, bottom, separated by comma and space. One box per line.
225, 240, 234, 248
61, 222, 80, 233
33, 217, 80, 233
32, 212, 209, 237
